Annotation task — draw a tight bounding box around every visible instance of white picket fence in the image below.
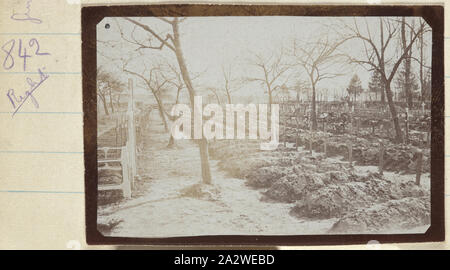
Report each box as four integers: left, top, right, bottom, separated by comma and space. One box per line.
98, 78, 137, 199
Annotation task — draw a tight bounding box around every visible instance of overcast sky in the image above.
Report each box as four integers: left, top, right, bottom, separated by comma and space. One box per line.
97, 16, 431, 103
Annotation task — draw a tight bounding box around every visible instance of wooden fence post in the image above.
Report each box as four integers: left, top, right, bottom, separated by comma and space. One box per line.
121, 116, 126, 145
378, 142, 384, 175
323, 137, 328, 157
416, 150, 423, 186
121, 145, 132, 199
114, 116, 120, 147
127, 78, 137, 179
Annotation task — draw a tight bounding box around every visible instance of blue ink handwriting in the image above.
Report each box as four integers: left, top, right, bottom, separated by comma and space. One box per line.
6, 68, 49, 116
10, 0, 42, 24
1, 38, 50, 71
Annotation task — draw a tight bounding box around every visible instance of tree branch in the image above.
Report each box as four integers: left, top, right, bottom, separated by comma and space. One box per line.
123, 17, 176, 52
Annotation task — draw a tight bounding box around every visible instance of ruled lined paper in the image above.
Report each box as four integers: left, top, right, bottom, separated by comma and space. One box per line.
0, 0, 84, 249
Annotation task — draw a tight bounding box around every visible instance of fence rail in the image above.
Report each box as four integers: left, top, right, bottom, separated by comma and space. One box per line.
97, 78, 138, 199
98, 146, 132, 198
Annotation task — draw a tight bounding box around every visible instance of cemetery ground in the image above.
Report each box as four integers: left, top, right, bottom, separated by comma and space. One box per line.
97, 107, 431, 237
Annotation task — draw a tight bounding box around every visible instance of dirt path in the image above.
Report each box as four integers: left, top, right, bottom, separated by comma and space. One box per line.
97, 111, 335, 237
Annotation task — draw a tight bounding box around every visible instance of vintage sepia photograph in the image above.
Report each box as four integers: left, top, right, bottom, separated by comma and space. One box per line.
86, 6, 442, 242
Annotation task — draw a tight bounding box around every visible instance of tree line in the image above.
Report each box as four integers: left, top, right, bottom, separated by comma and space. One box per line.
97, 16, 431, 185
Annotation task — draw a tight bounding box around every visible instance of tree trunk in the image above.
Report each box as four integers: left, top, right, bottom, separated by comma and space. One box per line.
109, 90, 115, 113
167, 135, 175, 148
116, 94, 121, 112
99, 94, 109, 115
419, 28, 425, 102
153, 93, 169, 132
167, 87, 182, 148
404, 57, 413, 108
380, 86, 385, 104
265, 88, 273, 127
226, 91, 232, 104
401, 18, 413, 108
311, 84, 317, 130
212, 91, 221, 104
378, 18, 402, 142
198, 138, 212, 184
172, 20, 212, 184
384, 82, 403, 143
268, 90, 273, 112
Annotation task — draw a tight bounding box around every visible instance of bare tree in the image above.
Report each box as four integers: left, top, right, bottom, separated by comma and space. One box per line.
97, 67, 111, 115
400, 17, 415, 108
205, 87, 222, 104
342, 17, 425, 143
346, 74, 364, 104
203, 64, 242, 105
415, 22, 432, 103
121, 17, 212, 184
293, 79, 310, 103
163, 62, 186, 148
292, 36, 348, 130
110, 79, 126, 113
122, 60, 170, 132
246, 50, 291, 113
97, 67, 126, 115
221, 64, 243, 104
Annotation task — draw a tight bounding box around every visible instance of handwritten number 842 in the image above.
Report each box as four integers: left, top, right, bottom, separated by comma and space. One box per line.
2, 38, 50, 71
